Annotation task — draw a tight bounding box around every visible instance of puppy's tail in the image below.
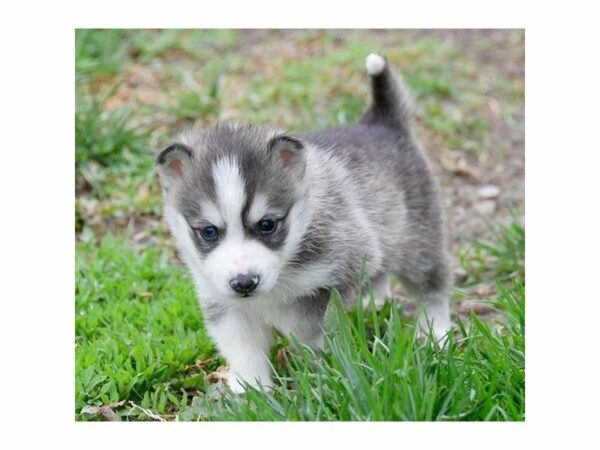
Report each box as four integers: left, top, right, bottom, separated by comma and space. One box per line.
359, 53, 414, 136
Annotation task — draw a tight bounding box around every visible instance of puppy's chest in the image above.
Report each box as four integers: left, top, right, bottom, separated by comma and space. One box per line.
243, 298, 314, 336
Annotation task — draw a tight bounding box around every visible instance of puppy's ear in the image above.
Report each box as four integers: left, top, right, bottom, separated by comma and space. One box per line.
268, 135, 305, 178
156, 143, 193, 186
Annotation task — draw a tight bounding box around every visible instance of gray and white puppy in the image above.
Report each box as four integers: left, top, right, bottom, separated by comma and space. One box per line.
156, 54, 451, 392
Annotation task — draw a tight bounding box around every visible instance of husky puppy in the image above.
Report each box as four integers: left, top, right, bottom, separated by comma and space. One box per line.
156, 54, 451, 393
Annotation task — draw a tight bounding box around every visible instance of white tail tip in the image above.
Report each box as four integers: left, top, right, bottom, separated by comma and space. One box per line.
366, 53, 385, 75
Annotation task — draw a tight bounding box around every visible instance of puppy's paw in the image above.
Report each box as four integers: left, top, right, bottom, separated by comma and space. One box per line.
226, 371, 247, 394
225, 369, 272, 394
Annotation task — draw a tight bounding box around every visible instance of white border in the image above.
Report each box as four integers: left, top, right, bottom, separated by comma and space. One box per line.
2, 0, 600, 448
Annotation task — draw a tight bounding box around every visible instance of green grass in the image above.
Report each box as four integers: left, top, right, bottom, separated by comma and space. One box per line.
459, 221, 525, 286
76, 29, 130, 79
75, 223, 525, 421
191, 224, 525, 421
74, 29, 525, 421
205, 286, 524, 421
76, 236, 217, 420
76, 89, 151, 171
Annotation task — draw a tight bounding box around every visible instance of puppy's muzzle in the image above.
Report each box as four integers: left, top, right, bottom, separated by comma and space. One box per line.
230, 273, 260, 296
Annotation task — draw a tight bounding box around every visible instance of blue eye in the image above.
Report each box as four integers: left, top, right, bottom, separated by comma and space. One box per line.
258, 218, 277, 234
197, 225, 218, 241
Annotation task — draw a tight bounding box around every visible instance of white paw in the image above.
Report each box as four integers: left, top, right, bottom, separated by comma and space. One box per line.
225, 370, 272, 394
366, 53, 386, 75
415, 291, 451, 345
225, 371, 247, 394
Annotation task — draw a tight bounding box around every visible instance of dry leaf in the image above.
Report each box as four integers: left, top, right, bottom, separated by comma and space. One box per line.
207, 365, 230, 383
81, 400, 125, 421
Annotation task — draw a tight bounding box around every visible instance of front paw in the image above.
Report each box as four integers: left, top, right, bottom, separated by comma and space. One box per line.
226, 371, 247, 394
225, 369, 273, 394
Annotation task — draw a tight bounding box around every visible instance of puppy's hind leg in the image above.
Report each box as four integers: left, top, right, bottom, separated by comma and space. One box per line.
415, 288, 451, 343
399, 264, 452, 344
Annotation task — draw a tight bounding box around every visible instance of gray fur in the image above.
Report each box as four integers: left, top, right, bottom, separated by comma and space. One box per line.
298, 123, 449, 300
156, 54, 451, 390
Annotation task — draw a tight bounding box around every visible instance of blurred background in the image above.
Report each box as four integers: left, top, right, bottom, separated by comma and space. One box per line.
75, 29, 524, 255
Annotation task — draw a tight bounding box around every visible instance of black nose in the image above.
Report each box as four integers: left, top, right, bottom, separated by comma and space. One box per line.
230, 273, 260, 295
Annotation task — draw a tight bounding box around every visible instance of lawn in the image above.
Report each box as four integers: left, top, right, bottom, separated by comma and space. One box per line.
75, 29, 525, 421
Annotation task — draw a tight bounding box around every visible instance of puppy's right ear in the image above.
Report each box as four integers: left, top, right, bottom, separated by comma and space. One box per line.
267, 134, 306, 180
156, 143, 193, 186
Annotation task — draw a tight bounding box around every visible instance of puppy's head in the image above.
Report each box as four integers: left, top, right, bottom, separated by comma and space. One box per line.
157, 124, 310, 301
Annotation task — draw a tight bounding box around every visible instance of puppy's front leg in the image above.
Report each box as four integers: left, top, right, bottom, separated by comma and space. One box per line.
273, 291, 329, 350
206, 308, 272, 393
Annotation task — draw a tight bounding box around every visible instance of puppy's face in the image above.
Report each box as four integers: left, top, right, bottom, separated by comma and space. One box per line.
157, 126, 310, 301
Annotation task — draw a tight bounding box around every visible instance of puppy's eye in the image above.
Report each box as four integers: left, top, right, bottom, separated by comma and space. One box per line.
196, 225, 219, 241
258, 218, 277, 235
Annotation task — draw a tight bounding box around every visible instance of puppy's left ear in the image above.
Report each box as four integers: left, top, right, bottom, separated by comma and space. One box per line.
268, 135, 306, 178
